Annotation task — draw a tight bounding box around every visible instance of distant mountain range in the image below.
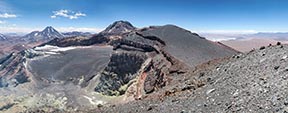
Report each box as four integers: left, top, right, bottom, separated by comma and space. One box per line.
22, 26, 65, 42
0, 27, 93, 59
21, 26, 94, 42
62, 31, 92, 37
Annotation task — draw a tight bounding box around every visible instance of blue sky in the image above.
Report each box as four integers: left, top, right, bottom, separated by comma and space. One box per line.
0, 0, 288, 33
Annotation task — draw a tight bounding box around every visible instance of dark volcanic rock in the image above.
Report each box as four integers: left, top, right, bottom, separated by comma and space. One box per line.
93, 24, 238, 97
42, 34, 109, 47
28, 46, 112, 87
95, 51, 147, 95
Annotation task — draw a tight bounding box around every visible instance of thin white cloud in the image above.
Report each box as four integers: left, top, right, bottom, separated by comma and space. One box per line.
0, 20, 5, 24
51, 9, 86, 19
0, 13, 17, 18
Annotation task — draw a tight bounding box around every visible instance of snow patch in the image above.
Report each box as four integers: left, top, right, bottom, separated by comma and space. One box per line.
50, 47, 77, 52
208, 37, 237, 42
282, 55, 287, 59
34, 45, 77, 52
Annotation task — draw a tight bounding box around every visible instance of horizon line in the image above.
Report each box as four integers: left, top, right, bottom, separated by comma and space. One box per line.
1, 26, 288, 34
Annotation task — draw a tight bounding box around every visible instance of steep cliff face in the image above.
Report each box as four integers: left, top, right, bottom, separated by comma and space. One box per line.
94, 51, 147, 95
0, 52, 32, 87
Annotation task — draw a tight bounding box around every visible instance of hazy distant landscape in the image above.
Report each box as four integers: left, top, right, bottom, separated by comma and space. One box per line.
201, 33, 288, 52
